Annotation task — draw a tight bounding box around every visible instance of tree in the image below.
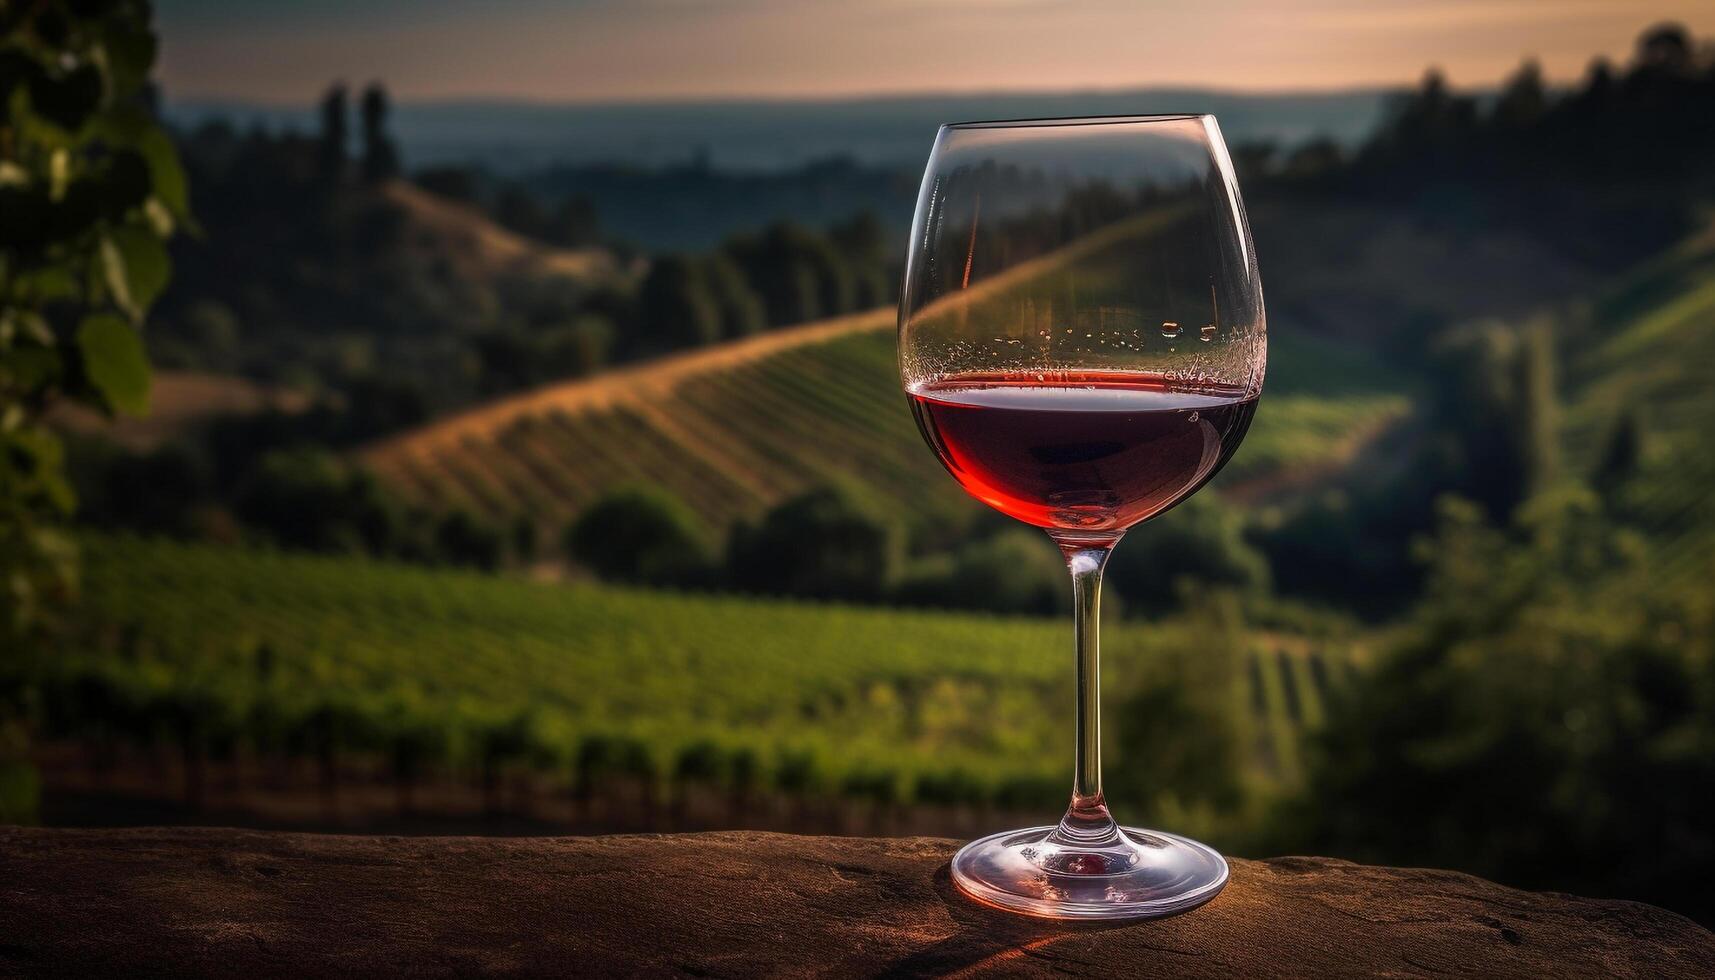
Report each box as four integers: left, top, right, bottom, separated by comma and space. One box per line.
1577, 57, 1617, 110
1492, 59, 1548, 128
1, 0, 187, 634
545, 196, 601, 248
92, 445, 210, 536
700, 252, 766, 339
725, 223, 854, 327
415, 166, 478, 203
1637, 22, 1694, 74
1592, 409, 1644, 498
232, 448, 402, 555
1513, 320, 1559, 500
1281, 490, 1715, 921
317, 83, 349, 185
564, 486, 712, 586
1377, 67, 1478, 151
535, 315, 613, 379
1107, 591, 1250, 817
492, 184, 546, 239
638, 255, 721, 348
434, 509, 504, 570
829, 211, 886, 267
830, 211, 893, 308
359, 82, 400, 183
1283, 138, 1343, 178
1229, 141, 1279, 181
1105, 495, 1271, 615
726, 484, 898, 601
1428, 317, 1560, 519
896, 529, 1064, 615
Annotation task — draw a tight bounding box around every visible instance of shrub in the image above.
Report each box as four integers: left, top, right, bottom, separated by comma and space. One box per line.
574, 733, 656, 797
840, 766, 899, 805
914, 768, 989, 806
564, 486, 712, 586
896, 529, 1063, 615
233, 448, 404, 555
435, 509, 504, 571
638, 255, 721, 349
1106, 495, 1270, 616
1280, 490, 1715, 921
727, 484, 898, 601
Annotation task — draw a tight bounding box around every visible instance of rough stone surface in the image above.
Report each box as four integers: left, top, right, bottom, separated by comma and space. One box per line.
1, 826, 1711, 977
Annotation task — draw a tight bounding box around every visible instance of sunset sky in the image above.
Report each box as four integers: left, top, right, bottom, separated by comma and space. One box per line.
156, 0, 1715, 103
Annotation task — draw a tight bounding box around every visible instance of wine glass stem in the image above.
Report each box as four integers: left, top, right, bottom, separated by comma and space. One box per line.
1051, 542, 1121, 847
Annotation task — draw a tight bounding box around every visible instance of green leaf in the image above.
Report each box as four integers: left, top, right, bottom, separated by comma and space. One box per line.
0, 345, 62, 392
94, 24, 159, 101
100, 224, 171, 320
11, 265, 79, 305
135, 125, 190, 222
2, 426, 76, 514
77, 313, 150, 416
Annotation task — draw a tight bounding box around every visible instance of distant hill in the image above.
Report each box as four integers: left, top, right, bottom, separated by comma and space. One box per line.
152, 140, 628, 407
378, 180, 619, 283
361, 305, 1407, 535
167, 88, 1395, 174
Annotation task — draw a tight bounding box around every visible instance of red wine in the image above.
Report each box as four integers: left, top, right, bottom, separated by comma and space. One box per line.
908, 371, 1257, 534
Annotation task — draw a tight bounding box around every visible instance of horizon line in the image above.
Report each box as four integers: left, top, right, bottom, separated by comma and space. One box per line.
160, 79, 1442, 112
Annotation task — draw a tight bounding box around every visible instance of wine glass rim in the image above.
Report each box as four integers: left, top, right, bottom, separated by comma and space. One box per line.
943, 112, 1213, 130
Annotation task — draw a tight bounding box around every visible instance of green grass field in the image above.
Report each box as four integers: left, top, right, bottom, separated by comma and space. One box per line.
28, 535, 1354, 810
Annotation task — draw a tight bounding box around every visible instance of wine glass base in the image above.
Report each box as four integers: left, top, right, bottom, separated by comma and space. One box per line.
950, 825, 1229, 920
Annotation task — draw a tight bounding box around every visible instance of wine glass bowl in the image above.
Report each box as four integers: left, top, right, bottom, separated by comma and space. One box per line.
898, 114, 1265, 920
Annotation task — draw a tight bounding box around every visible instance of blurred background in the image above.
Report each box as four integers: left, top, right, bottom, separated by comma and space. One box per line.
4, 0, 1714, 925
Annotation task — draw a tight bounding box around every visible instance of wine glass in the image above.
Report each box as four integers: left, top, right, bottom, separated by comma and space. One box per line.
898, 114, 1265, 920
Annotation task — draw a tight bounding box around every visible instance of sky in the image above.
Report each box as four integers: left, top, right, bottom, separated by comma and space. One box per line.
155, 0, 1715, 104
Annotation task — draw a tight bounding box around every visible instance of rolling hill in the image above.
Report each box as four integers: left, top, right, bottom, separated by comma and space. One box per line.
362, 305, 1410, 536
378, 180, 621, 283
1562, 227, 1715, 591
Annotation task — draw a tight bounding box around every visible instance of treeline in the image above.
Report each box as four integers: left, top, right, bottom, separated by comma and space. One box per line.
152, 82, 899, 429
456, 212, 894, 377
1240, 24, 1715, 921
1255, 315, 1572, 613
561, 480, 1270, 620
72, 437, 536, 571
1269, 485, 1715, 923
152, 83, 608, 410
421, 153, 914, 251
1238, 22, 1715, 272
72, 420, 1273, 620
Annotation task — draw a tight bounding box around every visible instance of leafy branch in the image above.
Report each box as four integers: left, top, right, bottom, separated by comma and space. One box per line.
1, 0, 185, 633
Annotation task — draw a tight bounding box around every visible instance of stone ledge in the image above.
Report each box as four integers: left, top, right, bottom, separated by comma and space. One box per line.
1, 827, 1711, 977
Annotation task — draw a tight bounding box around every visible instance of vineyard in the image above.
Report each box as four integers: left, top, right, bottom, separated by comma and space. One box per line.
363, 279, 1409, 537
20, 536, 1359, 820
1564, 230, 1715, 595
